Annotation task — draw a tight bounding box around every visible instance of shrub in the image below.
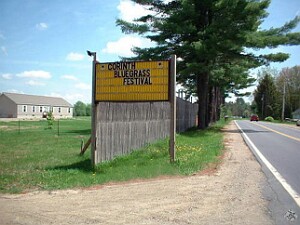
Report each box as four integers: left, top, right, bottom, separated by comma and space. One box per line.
264, 116, 274, 122
46, 111, 55, 129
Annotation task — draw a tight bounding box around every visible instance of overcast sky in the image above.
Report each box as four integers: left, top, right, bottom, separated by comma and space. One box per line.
0, 0, 299, 104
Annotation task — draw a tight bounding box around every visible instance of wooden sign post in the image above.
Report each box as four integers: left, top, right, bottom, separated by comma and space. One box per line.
87, 50, 97, 166
169, 54, 176, 163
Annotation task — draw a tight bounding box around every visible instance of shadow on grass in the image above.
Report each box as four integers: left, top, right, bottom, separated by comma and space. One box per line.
63, 129, 91, 135
179, 126, 220, 138
47, 159, 93, 173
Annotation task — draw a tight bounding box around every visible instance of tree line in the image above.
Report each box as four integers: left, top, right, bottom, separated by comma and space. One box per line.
253, 66, 300, 120
223, 65, 300, 121
222, 98, 252, 119
73, 101, 91, 116
117, 0, 300, 129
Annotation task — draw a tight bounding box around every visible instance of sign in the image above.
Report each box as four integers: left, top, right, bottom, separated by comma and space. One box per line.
95, 60, 169, 101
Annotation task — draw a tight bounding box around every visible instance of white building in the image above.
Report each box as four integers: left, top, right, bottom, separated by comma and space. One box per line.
0, 92, 73, 118
292, 108, 300, 120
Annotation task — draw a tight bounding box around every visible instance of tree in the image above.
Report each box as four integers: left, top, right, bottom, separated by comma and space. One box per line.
233, 98, 246, 117
254, 70, 280, 119
86, 103, 92, 116
276, 66, 300, 119
46, 111, 54, 129
74, 101, 87, 116
224, 98, 252, 118
117, 0, 300, 129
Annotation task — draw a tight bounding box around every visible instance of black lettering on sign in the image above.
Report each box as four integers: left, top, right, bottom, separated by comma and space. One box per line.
108, 61, 153, 86
114, 69, 151, 78
108, 62, 136, 70
123, 77, 152, 85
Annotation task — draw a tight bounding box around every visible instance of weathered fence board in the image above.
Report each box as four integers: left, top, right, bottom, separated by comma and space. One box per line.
95, 98, 197, 163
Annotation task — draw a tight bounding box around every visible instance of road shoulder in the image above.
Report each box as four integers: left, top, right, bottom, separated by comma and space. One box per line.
235, 120, 300, 225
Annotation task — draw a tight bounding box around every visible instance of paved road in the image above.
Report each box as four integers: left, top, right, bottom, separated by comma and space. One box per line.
236, 120, 300, 206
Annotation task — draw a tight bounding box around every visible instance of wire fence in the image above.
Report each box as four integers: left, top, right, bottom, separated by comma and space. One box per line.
0, 117, 91, 137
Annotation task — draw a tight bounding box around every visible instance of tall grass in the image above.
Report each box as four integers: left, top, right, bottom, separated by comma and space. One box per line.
0, 118, 227, 193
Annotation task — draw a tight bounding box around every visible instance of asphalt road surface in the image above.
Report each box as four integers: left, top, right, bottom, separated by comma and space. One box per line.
235, 120, 300, 219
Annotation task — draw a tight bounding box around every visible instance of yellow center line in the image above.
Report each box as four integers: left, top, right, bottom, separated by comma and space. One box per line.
252, 122, 300, 143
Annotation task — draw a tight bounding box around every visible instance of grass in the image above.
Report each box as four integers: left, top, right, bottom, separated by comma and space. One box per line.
0, 117, 227, 194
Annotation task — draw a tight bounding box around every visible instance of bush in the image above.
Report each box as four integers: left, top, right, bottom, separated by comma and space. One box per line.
264, 116, 274, 122
46, 111, 55, 129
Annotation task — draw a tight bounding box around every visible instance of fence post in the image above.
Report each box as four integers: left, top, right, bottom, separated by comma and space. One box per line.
57, 119, 60, 136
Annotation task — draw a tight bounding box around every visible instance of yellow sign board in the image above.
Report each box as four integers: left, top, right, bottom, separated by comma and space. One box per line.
95, 60, 169, 101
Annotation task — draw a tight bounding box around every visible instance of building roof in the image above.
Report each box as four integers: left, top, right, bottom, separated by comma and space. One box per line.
1, 92, 73, 107
292, 108, 300, 115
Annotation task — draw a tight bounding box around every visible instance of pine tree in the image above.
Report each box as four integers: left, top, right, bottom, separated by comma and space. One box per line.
254, 71, 280, 119
117, 0, 300, 128
276, 66, 300, 118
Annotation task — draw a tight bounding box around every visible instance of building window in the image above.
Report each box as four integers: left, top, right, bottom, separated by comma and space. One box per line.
23, 105, 27, 112
32, 106, 35, 113
58, 107, 61, 113
68, 108, 71, 113
40, 106, 43, 113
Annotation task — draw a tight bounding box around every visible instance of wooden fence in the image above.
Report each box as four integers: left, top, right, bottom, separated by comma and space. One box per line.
95, 97, 197, 163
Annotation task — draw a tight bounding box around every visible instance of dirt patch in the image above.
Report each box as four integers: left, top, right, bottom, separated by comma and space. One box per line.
0, 125, 10, 130
0, 125, 41, 131
0, 121, 274, 225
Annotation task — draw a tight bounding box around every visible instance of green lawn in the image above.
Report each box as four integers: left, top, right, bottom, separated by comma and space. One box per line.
0, 117, 227, 193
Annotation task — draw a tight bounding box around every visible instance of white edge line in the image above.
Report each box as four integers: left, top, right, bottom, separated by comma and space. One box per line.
234, 120, 300, 207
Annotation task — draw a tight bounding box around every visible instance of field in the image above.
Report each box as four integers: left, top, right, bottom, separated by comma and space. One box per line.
0, 117, 226, 193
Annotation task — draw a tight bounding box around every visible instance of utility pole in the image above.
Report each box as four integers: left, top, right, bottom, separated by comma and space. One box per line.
261, 94, 264, 119
281, 79, 286, 121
